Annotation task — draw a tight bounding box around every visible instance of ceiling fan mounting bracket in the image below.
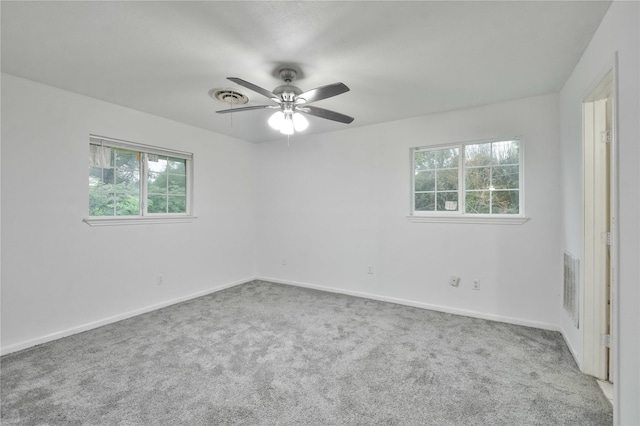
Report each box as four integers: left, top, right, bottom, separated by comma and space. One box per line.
278, 68, 298, 84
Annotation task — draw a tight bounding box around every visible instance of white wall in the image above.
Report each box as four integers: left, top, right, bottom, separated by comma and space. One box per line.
0, 74, 257, 354
559, 1, 639, 424
256, 94, 562, 330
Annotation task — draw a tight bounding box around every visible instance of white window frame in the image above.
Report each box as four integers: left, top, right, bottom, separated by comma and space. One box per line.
84, 135, 197, 226
408, 138, 529, 225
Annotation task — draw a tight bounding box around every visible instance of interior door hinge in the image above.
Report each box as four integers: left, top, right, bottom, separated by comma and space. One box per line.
601, 334, 611, 348
600, 130, 611, 144
601, 231, 612, 246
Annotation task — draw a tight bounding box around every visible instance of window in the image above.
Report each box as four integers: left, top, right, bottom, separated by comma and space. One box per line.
86, 136, 194, 226
411, 139, 526, 223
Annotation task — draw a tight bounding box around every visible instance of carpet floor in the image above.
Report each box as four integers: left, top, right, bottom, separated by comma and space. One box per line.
1, 280, 612, 425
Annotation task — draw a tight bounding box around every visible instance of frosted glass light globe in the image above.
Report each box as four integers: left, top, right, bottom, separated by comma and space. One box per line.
268, 111, 284, 130
280, 115, 294, 135
292, 113, 309, 131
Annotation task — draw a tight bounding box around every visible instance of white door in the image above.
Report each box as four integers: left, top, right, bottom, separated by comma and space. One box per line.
582, 71, 614, 382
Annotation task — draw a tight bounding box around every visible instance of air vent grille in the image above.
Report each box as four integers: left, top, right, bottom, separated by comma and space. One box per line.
210, 89, 248, 105
564, 251, 580, 328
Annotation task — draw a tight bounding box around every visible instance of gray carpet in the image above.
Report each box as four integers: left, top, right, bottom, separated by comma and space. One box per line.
1, 280, 612, 425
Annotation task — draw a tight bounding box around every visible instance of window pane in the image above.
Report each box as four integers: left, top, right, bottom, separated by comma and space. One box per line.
433, 148, 459, 168
103, 168, 116, 185
89, 188, 114, 216
415, 151, 436, 171
436, 192, 458, 211
466, 191, 490, 214
415, 193, 435, 211
492, 190, 519, 214
115, 193, 140, 216
168, 174, 186, 195
148, 156, 168, 173
115, 170, 140, 188
168, 196, 187, 213
89, 167, 116, 216
89, 167, 105, 184
147, 194, 167, 213
465, 143, 492, 167
492, 140, 519, 165
415, 170, 435, 192
148, 172, 166, 193
115, 149, 139, 170
168, 157, 186, 175
89, 180, 104, 196
465, 167, 490, 190
90, 148, 115, 168
437, 169, 458, 191
90, 167, 115, 185
493, 165, 519, 190
415, 148, 459, 171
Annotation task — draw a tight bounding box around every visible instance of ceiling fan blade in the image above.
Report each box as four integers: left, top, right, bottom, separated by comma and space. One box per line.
227, 77, 280, 102
296, 82, 350, 104
216, 105, 276, 114
301, 105, 354, 124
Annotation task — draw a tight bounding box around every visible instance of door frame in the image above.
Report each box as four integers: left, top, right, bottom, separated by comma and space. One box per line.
581, 56, 618, 389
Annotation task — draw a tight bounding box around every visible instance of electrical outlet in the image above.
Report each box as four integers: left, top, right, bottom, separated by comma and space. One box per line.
157, 274, 164, 285
449, 276, 460, 287
473, 279, 480, 290
281, 258, 286, 266
367, 265, 373, 274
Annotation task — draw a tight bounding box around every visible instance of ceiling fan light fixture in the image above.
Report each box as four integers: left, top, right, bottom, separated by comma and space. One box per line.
292, 112, 309, 131
269, 109, 307, 135
280, 115, 295, 135
268, 111, 285, 130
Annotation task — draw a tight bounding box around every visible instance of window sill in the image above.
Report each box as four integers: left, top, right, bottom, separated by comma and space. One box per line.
407, 215, 529, 225
83, 215, 197, 227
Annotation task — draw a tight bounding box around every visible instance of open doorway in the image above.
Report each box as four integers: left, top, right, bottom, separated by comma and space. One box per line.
582, 69, 615, 393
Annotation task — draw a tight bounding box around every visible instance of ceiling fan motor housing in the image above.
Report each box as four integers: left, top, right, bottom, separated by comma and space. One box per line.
273, 68, 302, 102
273, 85, 301, 102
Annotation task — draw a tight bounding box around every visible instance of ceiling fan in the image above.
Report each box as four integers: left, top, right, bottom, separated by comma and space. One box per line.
216, 68, 354, 135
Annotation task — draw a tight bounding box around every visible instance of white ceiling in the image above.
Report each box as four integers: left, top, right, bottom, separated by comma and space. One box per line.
1, 1, 611, 143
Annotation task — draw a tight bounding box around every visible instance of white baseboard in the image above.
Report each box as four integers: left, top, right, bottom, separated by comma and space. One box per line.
2, 275, 560, 356
561, 330, 583, 371
257, 276, 560, 332
1, 277, 254, 356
